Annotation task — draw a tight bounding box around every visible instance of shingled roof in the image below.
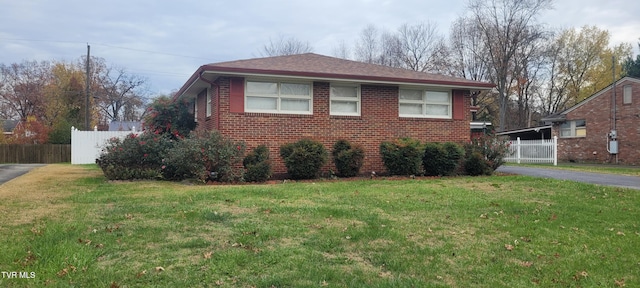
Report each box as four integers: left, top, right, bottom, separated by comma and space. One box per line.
177, 53, 493, 98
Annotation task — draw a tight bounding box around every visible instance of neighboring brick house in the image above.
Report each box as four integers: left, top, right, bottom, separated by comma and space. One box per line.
541, 76, 640, 164
175, 53, 494, 175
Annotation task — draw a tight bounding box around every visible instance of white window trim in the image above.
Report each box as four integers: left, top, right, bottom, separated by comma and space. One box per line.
330, 83, 361, 116
206, 88, 212, 117
194, 97, 198, 122
399, 88, 452, 119
559, 120, 586, 138
245, 80, 313, 115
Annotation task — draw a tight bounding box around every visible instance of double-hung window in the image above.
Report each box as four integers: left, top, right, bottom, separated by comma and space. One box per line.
330, 84, 360, 116
245, 81, 312, 114
560, 120, 586, 138
399, 89, 451, 118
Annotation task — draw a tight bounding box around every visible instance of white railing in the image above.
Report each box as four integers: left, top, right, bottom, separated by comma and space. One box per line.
71, 126, 139, 164
504, 136, 557, 165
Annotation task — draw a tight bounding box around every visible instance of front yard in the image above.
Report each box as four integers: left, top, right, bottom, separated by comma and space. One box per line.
0, 164, 638, 287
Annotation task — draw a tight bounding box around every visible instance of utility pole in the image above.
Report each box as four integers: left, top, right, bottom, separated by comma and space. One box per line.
85, 44, 91, 130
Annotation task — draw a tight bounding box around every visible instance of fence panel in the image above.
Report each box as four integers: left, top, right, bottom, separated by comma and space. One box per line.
504, 137, 557, 165
71, 127, 138, 164
0, 144, 71, 163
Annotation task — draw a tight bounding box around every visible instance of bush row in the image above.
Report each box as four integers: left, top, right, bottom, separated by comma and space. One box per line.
97, 132, 507, 182
380, 134, 509, 177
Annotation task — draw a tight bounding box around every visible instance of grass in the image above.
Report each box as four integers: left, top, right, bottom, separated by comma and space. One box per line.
0, 164, 638, 287
506, 162, 640, 176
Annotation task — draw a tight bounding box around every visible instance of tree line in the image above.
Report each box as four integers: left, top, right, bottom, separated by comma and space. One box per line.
0, 56, 148, 144
263, 0, 640, 132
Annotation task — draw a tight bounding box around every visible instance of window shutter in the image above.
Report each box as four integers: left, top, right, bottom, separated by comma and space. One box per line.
229, 77, 245, 113
452, 90, 466, 120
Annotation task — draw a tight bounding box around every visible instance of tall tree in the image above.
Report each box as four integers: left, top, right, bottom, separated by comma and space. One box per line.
0, 60, 52, 121
354, 24, 381, 64
90, 57, 148, 123
467, 0, 552, 131
397, 22, 447, 72
623, 40, 640, 77
261, 35, 313, 56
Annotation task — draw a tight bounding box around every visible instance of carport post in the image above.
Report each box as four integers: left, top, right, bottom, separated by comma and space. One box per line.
516, 137, 521, 164
553, 136, 558, 166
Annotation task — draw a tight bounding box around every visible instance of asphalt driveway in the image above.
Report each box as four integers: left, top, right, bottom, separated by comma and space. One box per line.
0, 164, 46, 185
497, 165, 640, 190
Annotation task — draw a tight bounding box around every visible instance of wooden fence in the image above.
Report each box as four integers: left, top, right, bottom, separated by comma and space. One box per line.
0, 144, 71, 163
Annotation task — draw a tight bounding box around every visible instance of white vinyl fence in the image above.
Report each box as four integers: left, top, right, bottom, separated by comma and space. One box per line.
504, 136, 557, 165
71, 126, 139, 164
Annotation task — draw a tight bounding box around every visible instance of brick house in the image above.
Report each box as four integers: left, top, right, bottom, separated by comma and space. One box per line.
175, 53, 494, 175
541, 76, 640, 164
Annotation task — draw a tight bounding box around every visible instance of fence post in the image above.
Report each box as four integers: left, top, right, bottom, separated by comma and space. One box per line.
553, 136, 558, 166
516, 137, 521, 164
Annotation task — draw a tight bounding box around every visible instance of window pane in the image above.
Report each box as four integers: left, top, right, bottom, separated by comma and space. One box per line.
574, 120, 586, 127
331, 101, 357, 113
246, 96, 277, 110
623, 85, 632, 104
281, 98, 310, 111
427, 91, 449, 103
399, 103, 423, 115
575, 128, 586, 137
560, 122, 571, 129
247, 82, 277, 95
426, 104, 449, 116
331, 86, 357, 98
399, 89, 423, 101
281, 83, 310, 96
560, 129, 572, 137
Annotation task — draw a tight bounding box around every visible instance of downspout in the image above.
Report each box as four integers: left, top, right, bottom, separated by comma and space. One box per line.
198, 72, 220, 131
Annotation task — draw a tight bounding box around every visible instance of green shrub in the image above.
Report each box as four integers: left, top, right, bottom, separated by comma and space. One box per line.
243, 145, 272, 182
96, 132, 174, 180
463, 134, 509, 176
380, 138, 423, 176
280, 139, 328, 179
423, 142, 464, 176
464, 151, 491, 176
162, 130, 245, 182
332, 139, 365, 177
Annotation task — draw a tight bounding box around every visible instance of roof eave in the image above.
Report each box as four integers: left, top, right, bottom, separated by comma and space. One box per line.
201, 66, 495, 90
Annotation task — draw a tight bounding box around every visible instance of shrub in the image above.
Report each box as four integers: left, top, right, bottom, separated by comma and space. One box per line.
380, 138, 423, 176
280, 139, 328, 179
332, 139, 365, 177
96, 132, 174, 180
162, 130, 245, 182
423, 142, 465, 176
243, 145, 272, 182
463, 134, 509, 176
464, 151, 491, 176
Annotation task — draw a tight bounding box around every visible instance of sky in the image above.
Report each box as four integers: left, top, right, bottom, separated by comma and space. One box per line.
1, 0, 638, 96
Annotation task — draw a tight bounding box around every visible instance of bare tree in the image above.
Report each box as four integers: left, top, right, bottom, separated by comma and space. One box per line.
90, 57, 148, 122
354, 25, 380, 64
261, 35, 313, 56
467, 0, 552, 131
332, 40, 351, 59
0, 60, 52, 120
397, 22, 446, 72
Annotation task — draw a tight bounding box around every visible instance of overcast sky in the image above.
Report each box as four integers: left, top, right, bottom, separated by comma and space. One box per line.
1, 0, 638, 96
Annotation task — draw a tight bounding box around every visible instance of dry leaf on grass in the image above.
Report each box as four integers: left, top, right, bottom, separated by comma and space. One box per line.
203, 251, 213, 259
155, 266, 165, 272
615, 278, 626, 287
505, 244, 514, 251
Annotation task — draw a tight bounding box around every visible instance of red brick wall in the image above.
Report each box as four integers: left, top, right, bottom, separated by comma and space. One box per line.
204, 77, 472, 175
554, 78, 640, 164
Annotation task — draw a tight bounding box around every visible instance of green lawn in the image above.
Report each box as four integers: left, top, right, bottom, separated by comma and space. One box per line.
0, 164, 638, 287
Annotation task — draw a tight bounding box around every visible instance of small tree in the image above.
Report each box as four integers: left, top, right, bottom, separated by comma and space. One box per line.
280, 139, 328, 179
463, 133, 510, 175
332, 139, 365, 177
143, 96, 196, 138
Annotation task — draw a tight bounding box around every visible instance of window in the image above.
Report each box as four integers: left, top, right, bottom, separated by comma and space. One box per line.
194, 98, 198, 122
206, 89, 212, 117
560, 120, 586, 138
399, 89, 451, 118
623, 85, 632, 104
330, 84, 360, 116
245, 81, 312, 114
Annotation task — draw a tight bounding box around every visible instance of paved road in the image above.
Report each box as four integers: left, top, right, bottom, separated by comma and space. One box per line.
0, 164, 46, 185
497, 166, 640, 190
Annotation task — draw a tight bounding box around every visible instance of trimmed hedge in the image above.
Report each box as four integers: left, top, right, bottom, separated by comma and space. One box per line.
332, 139, 365, 177
280, 139, 328, 179
380, 138, 423, 176
243, 145, 272, 182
